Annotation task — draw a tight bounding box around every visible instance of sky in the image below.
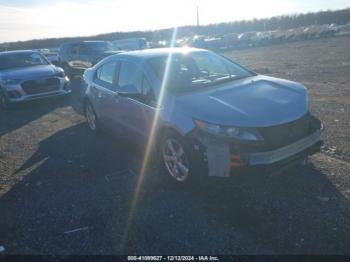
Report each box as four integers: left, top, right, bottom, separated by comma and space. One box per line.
0, 0, 349, 43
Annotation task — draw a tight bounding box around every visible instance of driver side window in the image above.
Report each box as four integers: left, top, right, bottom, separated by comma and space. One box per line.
118, 61, 156, 106
118, 61, 142, 93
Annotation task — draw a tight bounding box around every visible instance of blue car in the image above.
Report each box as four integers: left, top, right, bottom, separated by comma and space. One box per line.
0, 50, 71, 108
81, 47, 322, 184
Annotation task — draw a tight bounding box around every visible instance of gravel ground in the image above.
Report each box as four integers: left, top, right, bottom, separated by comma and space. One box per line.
0, 36, 349, 255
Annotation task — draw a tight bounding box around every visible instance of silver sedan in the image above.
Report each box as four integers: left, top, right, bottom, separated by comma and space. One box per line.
80, 47, 322, 184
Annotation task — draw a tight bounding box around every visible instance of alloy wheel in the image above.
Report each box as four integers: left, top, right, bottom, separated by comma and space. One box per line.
162, 138, 190, 182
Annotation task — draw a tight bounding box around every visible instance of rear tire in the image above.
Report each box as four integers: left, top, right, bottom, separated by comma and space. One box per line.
85, 102, 99, 133
0, 90, 10, 110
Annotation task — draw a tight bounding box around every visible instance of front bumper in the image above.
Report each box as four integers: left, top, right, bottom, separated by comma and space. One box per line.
190, 128, 322, 178
249, 129, 321, 165
3, 76, 71, 103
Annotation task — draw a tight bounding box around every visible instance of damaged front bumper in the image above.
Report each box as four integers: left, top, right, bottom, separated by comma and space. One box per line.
249, 130, 321, 165
188, 116, 323, 178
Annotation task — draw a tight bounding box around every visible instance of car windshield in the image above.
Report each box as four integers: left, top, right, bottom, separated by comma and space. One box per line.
84, 42, 112, 52
0, 52, 49, 70
148, 50, 254, 93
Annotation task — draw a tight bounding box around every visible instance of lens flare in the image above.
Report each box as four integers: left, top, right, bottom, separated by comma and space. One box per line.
120, 27, 178, 251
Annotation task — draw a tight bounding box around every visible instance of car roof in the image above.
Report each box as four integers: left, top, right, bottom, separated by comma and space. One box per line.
0, 50, 38, 56
113, 47, 207, 60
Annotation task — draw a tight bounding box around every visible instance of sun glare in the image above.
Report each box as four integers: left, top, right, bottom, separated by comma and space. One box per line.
120, 27, 179, 251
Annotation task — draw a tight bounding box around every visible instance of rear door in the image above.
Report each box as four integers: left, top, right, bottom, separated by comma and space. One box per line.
90, 61, 120, 131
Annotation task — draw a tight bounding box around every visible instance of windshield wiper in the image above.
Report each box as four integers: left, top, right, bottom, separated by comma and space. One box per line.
214, 75, 249, 84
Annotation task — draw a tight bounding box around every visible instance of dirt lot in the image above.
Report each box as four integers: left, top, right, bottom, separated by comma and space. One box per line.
0, 36, 349, 255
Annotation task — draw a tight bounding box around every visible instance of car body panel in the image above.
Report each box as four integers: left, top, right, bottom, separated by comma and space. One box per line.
173, 75, 308, 128
114, 97, 156, 145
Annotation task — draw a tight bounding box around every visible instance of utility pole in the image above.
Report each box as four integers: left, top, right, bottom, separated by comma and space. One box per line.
196, 6, 200, 27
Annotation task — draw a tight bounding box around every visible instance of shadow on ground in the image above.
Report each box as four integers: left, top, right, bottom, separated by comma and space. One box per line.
0, 78, 86, 137
0, 97, 70, 137
0, 122, 349, 254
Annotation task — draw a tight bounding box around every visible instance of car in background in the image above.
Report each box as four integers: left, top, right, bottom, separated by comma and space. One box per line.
59, 41, 120, 79
80, 48, 323, 184
37, 48, 60, 66
0, 50, 70, 109
111, 38, 148, 51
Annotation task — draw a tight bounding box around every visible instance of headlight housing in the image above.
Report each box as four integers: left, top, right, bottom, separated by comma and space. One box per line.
194, 119, 263, 141
56, 69, 66, 78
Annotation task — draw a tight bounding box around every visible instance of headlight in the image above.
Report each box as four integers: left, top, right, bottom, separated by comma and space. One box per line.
56, 69, 66, 78
194, 119, 263, 141
0, 78, 21, 85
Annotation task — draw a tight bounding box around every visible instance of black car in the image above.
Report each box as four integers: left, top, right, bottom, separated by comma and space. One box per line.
58, 41, 120, 79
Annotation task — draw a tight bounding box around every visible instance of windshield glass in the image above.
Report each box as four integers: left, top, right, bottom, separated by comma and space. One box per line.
148, 50, 254, 93
0, 52, 49, 70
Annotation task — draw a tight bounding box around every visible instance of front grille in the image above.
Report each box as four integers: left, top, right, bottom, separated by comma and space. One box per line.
258, 113, 314, 150
22, 78, 60, 95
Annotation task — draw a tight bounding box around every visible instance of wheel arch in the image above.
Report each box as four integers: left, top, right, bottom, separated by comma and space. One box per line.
156, 125, 186, 141
154, 124, 194, 152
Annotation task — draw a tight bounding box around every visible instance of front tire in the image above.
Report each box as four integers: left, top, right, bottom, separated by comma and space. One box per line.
159, 131, 204, 185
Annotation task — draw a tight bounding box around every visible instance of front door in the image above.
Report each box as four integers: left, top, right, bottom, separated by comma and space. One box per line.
114, 60, 157, 146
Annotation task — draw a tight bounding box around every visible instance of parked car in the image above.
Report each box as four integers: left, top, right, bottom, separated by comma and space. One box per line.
58, 41, 120, 79
79, 47, 322, 184
37, 48, 60, 66
111, 38, 148, 51
0, 50, 70, 108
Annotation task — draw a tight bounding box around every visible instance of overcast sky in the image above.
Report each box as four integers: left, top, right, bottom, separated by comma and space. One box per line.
0, 0, 349, 43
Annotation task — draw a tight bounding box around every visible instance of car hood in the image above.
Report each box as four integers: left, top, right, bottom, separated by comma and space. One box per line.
174, 75, 308, 127
0, 65, 59, 80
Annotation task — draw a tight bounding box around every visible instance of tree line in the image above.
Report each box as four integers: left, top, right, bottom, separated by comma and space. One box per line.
1, 7, 349, 51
